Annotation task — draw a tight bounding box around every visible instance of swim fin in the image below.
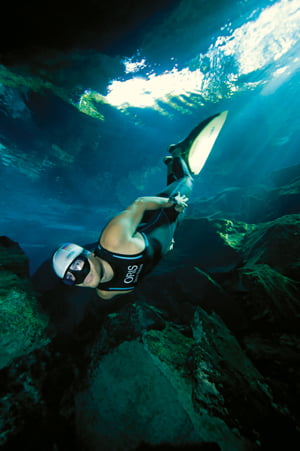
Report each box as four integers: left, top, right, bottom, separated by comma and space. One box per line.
169, 111, 228, 175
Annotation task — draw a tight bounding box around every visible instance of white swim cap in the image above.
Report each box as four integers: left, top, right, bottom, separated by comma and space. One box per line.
52, 243, 85, 279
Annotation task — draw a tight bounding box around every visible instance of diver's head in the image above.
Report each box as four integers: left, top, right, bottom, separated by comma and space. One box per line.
52, 243, 92, 286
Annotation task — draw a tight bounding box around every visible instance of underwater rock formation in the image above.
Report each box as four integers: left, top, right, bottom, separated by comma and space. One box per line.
74, 304, 250, 450
74, 301, 296, 451
0, 237, 49, 371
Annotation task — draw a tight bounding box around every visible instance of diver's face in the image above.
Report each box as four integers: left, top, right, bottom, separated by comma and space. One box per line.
78, 254, 102, 288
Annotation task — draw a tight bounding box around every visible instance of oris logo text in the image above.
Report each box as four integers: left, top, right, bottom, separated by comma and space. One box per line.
124, 264, 143, 284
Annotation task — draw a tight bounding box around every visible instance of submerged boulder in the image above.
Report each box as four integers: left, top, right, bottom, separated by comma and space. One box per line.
0, 236, 50, 370
237, 263, 299, 328
241, 214, 300, 279
73, 302, 295, 451
229, 214, 300, 331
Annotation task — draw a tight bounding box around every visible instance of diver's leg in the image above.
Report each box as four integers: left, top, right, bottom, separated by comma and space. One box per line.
159, 155, 193, 199
138, 157, 194, 255
164, 155, 191, 185
137, 112, 228, 255
139, 156, 193, 226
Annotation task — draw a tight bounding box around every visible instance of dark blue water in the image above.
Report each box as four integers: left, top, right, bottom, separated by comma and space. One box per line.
0, 0, 299, 273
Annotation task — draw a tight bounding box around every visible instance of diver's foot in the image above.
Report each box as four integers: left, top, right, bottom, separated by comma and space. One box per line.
168, 144, 183, 159
168, 143, 196, 174
168, 111, 228, 175
163, 156, 177, 184
163, 154, 192, 182
163, 155, 173, 165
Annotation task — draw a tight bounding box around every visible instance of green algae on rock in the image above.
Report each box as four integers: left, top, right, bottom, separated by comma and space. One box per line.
241, 214, 300, 276
240, 264, 299, 325
0, 237, 49, 370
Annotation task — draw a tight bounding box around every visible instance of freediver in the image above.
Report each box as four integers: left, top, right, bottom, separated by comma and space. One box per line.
52, 112, 228, 300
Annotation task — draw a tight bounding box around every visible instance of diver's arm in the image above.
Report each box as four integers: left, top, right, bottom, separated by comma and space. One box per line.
100, 196, 175, 250
100, 195, 188, 252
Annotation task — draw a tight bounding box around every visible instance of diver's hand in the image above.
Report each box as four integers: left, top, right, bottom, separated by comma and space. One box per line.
169, 193, 189, 212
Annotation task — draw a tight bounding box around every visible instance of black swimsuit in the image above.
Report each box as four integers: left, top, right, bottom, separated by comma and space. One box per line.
95, 232, 161, 292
